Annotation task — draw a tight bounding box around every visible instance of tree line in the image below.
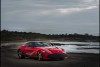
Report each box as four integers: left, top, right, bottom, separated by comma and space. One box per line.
1, 30, 99, 42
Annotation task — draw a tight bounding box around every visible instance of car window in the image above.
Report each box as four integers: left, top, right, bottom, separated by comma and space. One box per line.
25, 42, 51, 47
29, 42, 36, 47
25, 42, 31, 47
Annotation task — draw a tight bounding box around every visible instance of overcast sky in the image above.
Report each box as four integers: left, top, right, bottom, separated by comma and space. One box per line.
1, 0, 99, 35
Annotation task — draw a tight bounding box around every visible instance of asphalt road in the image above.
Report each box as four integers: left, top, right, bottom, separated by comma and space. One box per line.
1, 45, 99, 67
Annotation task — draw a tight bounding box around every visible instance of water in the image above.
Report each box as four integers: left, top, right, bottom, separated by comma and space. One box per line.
51, 41, 99, 54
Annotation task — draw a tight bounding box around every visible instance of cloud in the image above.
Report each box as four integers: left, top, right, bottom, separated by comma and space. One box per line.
55, 5, 98, 14
1, 0, 99, 35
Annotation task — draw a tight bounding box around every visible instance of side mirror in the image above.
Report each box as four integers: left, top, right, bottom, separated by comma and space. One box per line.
28, 44, 32, 47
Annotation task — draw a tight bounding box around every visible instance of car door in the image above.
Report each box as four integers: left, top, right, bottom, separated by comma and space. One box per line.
25, 42, 36, 56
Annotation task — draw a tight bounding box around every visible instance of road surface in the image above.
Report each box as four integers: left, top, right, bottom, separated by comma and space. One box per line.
1, 44, 99, 67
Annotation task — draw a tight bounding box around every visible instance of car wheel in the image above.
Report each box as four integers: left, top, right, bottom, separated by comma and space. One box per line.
37, 51, 43, 61
17, 50, 25, 59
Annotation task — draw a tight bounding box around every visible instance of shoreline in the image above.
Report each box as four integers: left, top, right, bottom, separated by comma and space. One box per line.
1, 42, 99, 55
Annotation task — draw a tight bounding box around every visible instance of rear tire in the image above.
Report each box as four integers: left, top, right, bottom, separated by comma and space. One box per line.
17, 50, 25, 59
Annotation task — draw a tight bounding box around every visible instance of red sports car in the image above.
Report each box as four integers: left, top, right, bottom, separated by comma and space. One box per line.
17, 41, 67, 60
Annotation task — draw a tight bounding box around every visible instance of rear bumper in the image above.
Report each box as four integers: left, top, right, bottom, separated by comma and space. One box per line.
47, 53, 66, 59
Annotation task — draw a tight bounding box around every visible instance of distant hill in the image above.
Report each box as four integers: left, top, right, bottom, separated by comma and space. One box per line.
1, 30, 99, 42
